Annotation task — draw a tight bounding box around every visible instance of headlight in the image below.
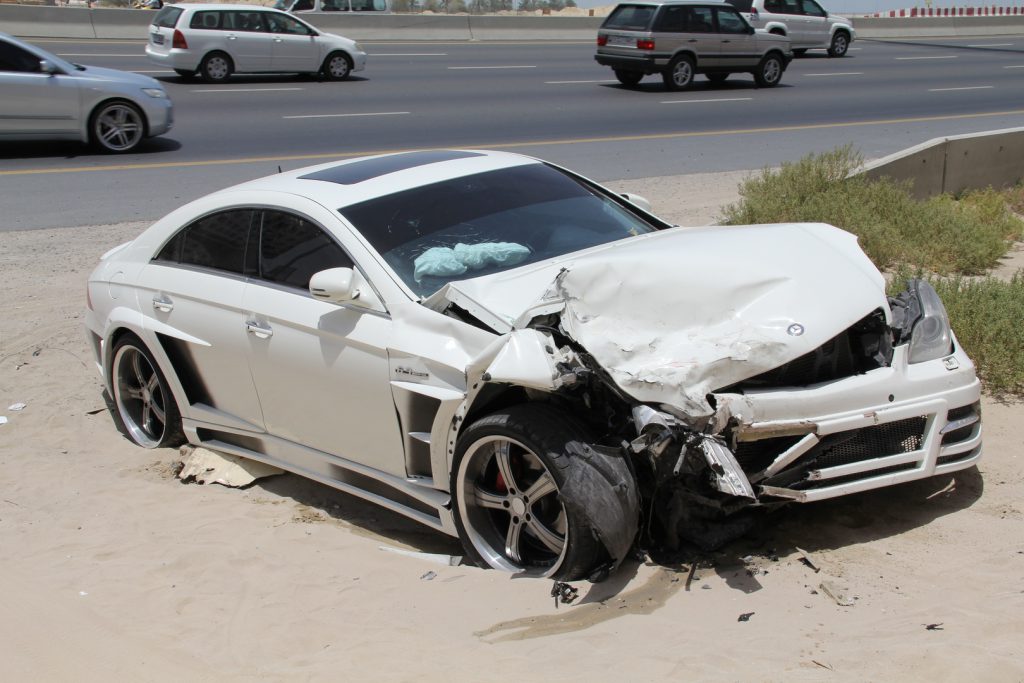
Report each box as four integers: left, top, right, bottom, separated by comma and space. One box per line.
908, 280, 953, 364
142, 88, 167, 99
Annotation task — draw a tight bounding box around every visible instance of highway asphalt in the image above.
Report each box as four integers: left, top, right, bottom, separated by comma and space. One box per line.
2, 35, 1024, 229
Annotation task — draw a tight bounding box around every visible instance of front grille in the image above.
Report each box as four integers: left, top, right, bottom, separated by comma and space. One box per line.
807, 416, 927, 469
734, 435, 804, 474
759, 416, 928, 489
724, 309, 892, 391
941, 402, 980, 446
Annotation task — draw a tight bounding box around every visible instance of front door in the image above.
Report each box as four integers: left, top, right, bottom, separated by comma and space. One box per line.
264, 13, 320, 72
242, 210, 407, 477
715, 7, 758, 68
0, 41, 79, 135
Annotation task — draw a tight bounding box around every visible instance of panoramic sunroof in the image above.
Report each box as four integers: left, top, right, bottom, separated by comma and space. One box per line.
299, 150, 485, 186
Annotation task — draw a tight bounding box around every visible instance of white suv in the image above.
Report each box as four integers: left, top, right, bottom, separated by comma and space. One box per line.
725, 0, 854, 57
145, 3, 367, 82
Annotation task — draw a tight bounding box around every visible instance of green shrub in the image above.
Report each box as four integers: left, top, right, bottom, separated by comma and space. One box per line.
721, 146, 1023, 275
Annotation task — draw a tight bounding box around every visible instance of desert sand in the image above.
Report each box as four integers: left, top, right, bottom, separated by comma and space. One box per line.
1, 169, 1022, 682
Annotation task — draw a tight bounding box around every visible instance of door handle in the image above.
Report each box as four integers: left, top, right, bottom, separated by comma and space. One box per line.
688, 39, 698, 42
274, 38, 283, 42
227, 35, 237, 40
722, 39, 732, 43
152, 295, 173, 313
246, 320, 273, 339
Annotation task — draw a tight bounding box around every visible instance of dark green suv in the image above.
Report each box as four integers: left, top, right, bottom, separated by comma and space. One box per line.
595, 0, 793, 90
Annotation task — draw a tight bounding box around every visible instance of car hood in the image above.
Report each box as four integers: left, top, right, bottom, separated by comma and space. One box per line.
71, 64, 162, 89
427, 223, 887, 415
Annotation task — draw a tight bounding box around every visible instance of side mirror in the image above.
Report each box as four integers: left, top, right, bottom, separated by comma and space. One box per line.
620, 192, 653, 213
39, 59, 58, 75
309, 267, 379, 309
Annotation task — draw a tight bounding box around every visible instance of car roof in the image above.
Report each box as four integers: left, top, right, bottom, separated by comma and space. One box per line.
171, 3, 285, 11
220, 149, 542, 210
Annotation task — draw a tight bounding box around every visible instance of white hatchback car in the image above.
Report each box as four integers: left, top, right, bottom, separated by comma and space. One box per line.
86, 150, 982, 581
145, 3, 367, 82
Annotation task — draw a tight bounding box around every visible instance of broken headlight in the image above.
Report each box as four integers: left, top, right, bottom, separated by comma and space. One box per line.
907, 280, 953, 364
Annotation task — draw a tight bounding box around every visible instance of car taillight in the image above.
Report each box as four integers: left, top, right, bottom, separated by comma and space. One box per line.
597, 35, 608, 46
637, 39, 655, 50
172, 29, 187, 49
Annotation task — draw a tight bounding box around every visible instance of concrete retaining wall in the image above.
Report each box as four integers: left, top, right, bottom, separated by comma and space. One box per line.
2, 4, 1023, 40
859, 128, 1024, 199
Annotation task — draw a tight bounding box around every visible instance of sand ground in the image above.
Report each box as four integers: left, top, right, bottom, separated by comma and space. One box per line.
1, 170, 1022, 682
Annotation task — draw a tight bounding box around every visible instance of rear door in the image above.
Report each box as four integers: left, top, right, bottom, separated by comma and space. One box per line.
0, 40, 79, 136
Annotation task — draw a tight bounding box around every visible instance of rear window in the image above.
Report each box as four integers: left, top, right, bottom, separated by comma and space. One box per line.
151, 5, 183, 28
602, 4, 656, 31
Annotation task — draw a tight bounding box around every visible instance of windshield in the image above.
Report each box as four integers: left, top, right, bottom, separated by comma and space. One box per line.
339, 164, 662, 297
602, 4, 656, 30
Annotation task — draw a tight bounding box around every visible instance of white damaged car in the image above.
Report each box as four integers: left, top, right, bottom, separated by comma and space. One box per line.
85, 150, 982, 580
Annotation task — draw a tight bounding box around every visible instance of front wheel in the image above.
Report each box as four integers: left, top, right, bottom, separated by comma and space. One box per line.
111, 335, 184, 449
662, 54, 695, 91
614, 69, 643, 87
451, 405, 605, 580
828, 32, 850, 57
755, 54, 784, 87
90, 100, 145, 153
321, 52, 352, 81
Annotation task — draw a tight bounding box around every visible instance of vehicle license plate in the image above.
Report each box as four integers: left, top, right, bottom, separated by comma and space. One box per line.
151, 33, 165, 45
608, 35, 634, 47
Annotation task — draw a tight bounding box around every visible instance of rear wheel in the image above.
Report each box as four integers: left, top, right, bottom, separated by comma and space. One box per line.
662, 54, 695, 91
89, 100, 145, 153
755, 53, 784, 87
828, 31, 850, 57
320, 51, 352, 81
451, 405, 605, 580
706, 72, 729, 85
200, 51, 233, 83
111, 335, 184, 449
614, 69, 643, 87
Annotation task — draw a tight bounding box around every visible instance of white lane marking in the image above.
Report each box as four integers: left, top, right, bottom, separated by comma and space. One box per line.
133, 70, 175, 74
661, 97, 753, 104
370, 52, 448, 56
57, 53, 137, 57
967, 43, 1014, 47
545, 79, 617, 84
804, 72, 864, 77
928, 85, 994, 92
192, 87, 304, 93
283, 111, 410, 119
448, 65, 536, 70
847, 47, 862, 51
1004, 65, 1024, 69
895, 55, 958, 60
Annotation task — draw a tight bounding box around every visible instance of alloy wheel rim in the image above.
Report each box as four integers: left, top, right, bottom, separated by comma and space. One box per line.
113, 345, 167, 448
207, 57, 229, 80
765, 59, 781, 83
673, 62, 692, 86
458, 435, 568, 576
96, 104, 142, 152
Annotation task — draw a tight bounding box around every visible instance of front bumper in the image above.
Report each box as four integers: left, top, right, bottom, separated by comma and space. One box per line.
717, 341, 981, 503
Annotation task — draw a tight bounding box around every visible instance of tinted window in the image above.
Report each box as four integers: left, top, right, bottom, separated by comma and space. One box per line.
654, 6, 686, 31
223, 11, 266, 31
191, 11, 223, 29
0, 41, 42, 72
152, 5, 183, 28
716, 8, 749, 32
764, 0, 799, 14
799, 0, 826, 16
339, 165, 660, 297
155, 210, 256, 275
265, 13, 312, 35
602, 4, 656, 30
259, 211, 353, 289
292, 0, 315, 9
683, 6, 715, 32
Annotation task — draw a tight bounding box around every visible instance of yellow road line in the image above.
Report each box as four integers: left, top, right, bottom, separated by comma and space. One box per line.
4, 108, 1024, 177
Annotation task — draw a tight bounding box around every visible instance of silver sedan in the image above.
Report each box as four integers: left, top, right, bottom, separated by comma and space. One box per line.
0, 31, 173, 153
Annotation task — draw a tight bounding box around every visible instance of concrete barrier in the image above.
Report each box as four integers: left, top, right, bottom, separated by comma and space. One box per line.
3, 5, 1024, 41
859, 127, 1024, 199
